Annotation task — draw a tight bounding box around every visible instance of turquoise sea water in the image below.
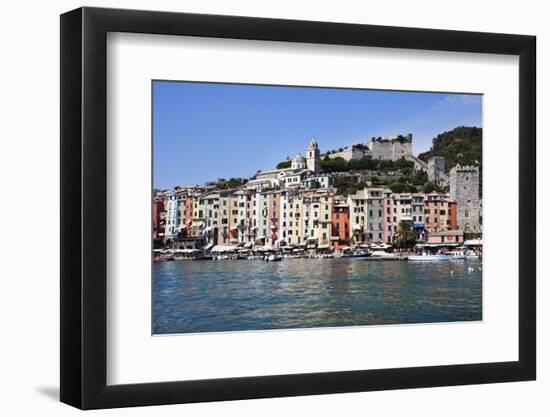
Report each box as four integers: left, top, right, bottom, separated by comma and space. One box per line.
153, 258, 482, 334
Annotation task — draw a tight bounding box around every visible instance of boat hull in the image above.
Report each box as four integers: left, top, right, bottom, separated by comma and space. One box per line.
408, 255, 451, 262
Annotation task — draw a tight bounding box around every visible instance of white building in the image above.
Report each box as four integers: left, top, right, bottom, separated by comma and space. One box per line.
164, 192, 179, 241
301, 174, 333, 189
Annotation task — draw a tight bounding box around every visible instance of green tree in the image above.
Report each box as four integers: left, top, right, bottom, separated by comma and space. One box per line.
394, 220, 416, 249
423, 181, 446, 194
276, 160, 291, 169
418, 126, 482, 197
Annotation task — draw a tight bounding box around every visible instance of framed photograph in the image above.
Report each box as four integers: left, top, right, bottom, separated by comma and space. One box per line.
60, 6, 536, 409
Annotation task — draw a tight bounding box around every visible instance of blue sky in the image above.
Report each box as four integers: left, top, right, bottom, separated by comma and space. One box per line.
153, 81, 482, 189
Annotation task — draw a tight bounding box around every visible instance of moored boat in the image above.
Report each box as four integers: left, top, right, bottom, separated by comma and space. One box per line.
408, 253, 451, 262
342, 252, 371, 258
366, 250, 403, 260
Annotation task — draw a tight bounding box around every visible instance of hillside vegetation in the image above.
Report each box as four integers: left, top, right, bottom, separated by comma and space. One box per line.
418, 126, 482, 172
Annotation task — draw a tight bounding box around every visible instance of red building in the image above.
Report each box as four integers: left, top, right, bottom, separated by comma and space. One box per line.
331, 203, 349, 251
152, 195, 165, 243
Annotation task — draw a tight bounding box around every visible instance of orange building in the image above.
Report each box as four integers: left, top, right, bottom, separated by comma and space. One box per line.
331, 203, 350, 251
424, 193, 457, 233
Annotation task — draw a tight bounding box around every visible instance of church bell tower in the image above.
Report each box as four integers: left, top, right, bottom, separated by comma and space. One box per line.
306, 138, 320, 174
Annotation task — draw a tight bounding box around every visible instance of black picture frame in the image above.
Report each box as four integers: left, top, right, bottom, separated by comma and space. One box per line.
60, 6, 536, 410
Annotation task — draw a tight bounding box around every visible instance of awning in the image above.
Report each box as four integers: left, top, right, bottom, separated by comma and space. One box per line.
243, 242, 253, 248
175, 248, 201, 253
211, 245, 238, 253
464, 239, 482, 246
317, 244, 330, 249
423, 243, 460, 247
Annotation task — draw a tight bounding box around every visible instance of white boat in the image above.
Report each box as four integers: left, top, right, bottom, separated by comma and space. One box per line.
266, 254, 283, 262
370, 250, 400, 259
446, 251, 466, 260
408, 253, 451, 262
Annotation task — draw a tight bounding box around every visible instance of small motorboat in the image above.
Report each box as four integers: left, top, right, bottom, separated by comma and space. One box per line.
366, 251, 402, 260
370, 250, 399, 258
408, 253, 451, 262
157, 250, 175, 261
266, 254, 283, 262
446, 251, 466, 260
342, 252, 371, 258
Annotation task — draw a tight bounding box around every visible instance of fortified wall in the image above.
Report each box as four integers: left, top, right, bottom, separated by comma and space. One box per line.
326, 146, 366, 161
366, 134, 413, 161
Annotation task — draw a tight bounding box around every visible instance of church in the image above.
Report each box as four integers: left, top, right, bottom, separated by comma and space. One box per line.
250, 138, 331, 190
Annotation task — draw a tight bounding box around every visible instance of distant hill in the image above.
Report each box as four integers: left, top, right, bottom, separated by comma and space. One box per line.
418, 126, 482, 172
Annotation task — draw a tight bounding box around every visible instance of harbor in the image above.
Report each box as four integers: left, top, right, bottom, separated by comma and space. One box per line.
153, 242, 482, 262
153, 256, 482, 334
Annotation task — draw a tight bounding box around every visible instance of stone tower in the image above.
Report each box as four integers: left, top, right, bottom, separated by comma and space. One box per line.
428, 156, 446, 182
449, 165, 481, 233
306, 137, 320, 173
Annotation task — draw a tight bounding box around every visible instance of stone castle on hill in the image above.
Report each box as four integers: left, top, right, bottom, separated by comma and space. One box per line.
254, 134, 449, 186
327, 134, 412, 161
324, 134, 438, 176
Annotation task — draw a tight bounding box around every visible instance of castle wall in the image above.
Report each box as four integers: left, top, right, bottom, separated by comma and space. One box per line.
326, 147, 365, 161
366, 134, 413, 161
